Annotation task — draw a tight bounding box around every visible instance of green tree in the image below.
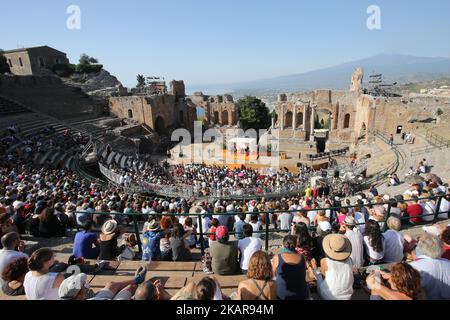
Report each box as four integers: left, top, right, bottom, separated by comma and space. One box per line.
0, 50, 10, 74
136, 74, 146, 87
436, 108, 443, 117
79, 53, 99, 65
237, 96, 271, 131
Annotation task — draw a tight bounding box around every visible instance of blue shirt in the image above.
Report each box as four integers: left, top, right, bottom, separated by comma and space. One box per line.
233, 220, 246, 240
143, 231, 163, 261
73, 231, 99, 259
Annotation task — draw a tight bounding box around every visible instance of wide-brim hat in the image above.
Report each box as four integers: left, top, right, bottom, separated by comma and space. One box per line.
147, 219, 159, 231
102, 220, 118, 235
322, 234, 352, 261
189, 206, 203, 214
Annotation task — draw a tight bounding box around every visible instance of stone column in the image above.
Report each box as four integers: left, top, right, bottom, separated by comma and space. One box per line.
280, 105, 285, 130
303, 104, 307, 129
293, 105, 297, 130
310, 105, 316, 142
271, 115, 275, 128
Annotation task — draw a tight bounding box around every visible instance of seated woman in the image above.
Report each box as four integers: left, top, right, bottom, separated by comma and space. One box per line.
237, 251, 277, 300
209, 226, 239, 275
159, 230, 172, 261
73, 220, 100, 260
271, 235, 311, 300
337, 208, 349, 226
1, 257, 28, 296
99, 220, 125, 261
195, 276, 228, 300
170, 224, 192, 262
314, 211, 331, 237
363, 220, 385, 266
293, 222, 319, 264
207, 218, 220, 244
38, 208, 65, 238
182, 217, 197, 249
310, 234, 354, 300
366, 262, 423, 300
23, 248, 66, 300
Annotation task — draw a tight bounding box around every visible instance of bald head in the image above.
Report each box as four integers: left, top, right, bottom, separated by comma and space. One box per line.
1, 232, 20, 250
134, 281, 157, 300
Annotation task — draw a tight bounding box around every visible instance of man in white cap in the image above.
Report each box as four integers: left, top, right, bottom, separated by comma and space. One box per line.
342, 216, 364, 268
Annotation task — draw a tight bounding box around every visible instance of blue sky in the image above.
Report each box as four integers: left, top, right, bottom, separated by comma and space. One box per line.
1, 0, 450, 89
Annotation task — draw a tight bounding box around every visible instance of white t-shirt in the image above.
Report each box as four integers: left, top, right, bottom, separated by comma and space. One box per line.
345, 229, 364, 268
383, 230, 404, 263
354, 211, 366, 234
249, 221, 262, 238
24, 271, 61, 300
238, 237, 263, 270
363, 236, 385, 261
0, 250, 28, 279
437, 198, 449, 219
278, 212, 293, 231
420, 201, 436, 222
307, 210, 318, 225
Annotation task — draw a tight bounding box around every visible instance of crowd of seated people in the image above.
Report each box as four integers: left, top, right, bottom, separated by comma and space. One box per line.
1, 124, 450, 300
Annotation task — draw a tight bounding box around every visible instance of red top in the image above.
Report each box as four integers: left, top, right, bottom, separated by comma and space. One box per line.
406, 204, 423, 223
208, 226, 217, 241
442, 243, 450, 260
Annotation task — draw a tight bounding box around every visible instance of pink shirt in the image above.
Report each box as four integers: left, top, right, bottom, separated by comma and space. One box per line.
338, 214, 347, 226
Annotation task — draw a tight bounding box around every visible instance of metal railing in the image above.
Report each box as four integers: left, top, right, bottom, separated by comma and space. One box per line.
307, 146, 350, 161
73, 193, 450, 258
365, 130, 403, 187
425, 130, 450, 149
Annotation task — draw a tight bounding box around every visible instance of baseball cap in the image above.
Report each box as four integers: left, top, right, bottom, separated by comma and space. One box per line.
58, 273, 88, 300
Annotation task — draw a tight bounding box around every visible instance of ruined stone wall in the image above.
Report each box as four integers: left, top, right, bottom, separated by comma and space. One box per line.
109, 96, 150, 126
372, 96, 450, 134
0, 74, 100, 119
188, 93, 238, 126
109, 94, 191, 133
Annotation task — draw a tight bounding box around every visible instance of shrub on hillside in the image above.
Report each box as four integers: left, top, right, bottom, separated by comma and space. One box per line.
52, 63, 76, 77
75, 63, 103, 74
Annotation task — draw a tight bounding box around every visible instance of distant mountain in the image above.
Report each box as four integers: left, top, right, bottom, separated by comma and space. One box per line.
203, 54, 450, 95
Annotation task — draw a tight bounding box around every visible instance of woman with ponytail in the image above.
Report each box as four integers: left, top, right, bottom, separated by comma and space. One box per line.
23, 248, 65, 300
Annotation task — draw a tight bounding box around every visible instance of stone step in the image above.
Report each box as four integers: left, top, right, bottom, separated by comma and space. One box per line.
38, 150, 54, 165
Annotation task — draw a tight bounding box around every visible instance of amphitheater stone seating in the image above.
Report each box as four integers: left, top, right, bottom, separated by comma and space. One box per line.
0, 96, 31, 116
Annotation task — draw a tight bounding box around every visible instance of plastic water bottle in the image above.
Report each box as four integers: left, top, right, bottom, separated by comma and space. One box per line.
142, 238, 150, 261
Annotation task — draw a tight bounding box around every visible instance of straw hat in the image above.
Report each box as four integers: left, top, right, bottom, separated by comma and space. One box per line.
102, 220, 118, 235
344, 216, 356, 226
147, 219, 159, 231
322, 234, 352, 261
